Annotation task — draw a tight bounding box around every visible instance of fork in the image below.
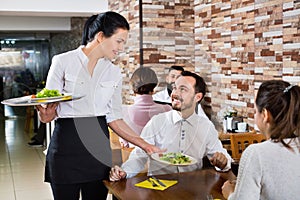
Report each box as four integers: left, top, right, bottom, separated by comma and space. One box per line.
206, 194, 213, 200
147, 178, 158, 187
151, 176, 166, 187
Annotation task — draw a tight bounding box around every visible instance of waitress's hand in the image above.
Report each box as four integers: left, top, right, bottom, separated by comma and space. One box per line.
109, 165, 127, 181
143, 144, 166, 155
36, 102, 58, 123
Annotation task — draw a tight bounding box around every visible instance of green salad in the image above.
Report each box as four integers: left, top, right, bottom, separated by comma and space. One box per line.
160, 152, 191, 164
33, 88, 62, 98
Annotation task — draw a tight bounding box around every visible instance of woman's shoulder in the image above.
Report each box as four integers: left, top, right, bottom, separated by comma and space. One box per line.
52, 48, 80, 63
244, 140, 271, 151
241, 140, 278, 162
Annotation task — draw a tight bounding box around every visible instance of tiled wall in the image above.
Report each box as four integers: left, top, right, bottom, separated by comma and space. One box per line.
109, 0, 141, 104
195, 0, 300, 129
110, 0, 300, 130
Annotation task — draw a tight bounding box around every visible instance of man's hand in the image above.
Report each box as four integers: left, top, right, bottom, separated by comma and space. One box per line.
36, 102, 58, 123
109, 165, 127, 181
209, 152, 228, 169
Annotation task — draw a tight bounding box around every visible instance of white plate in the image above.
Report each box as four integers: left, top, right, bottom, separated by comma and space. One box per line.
151, 152, 197, 166
1, 94, 84, 106
30, 93, 72, 103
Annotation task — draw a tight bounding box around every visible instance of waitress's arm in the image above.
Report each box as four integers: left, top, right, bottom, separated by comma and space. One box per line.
108, 119, 164, 154
36, 55, 63, 123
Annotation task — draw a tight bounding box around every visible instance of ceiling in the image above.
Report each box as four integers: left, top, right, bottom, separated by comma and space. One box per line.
0, 0, 108, 17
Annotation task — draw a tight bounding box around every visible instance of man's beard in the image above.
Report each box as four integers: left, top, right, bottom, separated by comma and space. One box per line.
171, 96, 182, 111
172, 96, 195, 113
172, 105, 181, 111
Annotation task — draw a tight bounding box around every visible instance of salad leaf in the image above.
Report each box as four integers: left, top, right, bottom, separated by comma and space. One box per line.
35, 88, 62, 98
160, 152, 191, 164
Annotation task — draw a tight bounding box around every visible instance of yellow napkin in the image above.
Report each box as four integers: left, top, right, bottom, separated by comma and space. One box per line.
135, 178, 178, 191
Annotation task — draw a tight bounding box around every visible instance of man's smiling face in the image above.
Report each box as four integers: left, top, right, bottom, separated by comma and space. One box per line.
171, 76, 198, 115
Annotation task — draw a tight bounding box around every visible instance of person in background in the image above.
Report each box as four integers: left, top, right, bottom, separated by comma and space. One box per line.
20, 69, 39, 137
11, 74, 23, 97
20, 68, 36, 95
222, 80, 300, 200
27, 122, 46, 147
28, 79, 47, 145
120, 67, 172, 147
36, 11, 162, 200
152, 65, 184, 104
109, 71, 232, 181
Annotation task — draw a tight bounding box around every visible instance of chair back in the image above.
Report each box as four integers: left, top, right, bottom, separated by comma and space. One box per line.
230, 133, 266, 160
121, 147, 135, 163
109, 128, 135, 163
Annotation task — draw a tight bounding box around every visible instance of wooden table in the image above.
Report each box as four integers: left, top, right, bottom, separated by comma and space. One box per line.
103, 169, 236, 200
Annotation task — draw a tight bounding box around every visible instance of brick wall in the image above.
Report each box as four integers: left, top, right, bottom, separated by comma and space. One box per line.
194, 0, 300, 129
110, 0, 300, 130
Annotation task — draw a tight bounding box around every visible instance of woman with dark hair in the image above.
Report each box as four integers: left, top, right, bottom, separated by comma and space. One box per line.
36, 11, 161, 200
120, 67, 172, 147
222, 80, 300, 200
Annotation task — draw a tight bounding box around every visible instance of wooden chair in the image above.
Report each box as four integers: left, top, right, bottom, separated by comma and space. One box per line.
109, 128, 122, 150
109, 128, 123, 166
121, 147, 134, 163
230, 133, 266, 160
109, 128, 135, 163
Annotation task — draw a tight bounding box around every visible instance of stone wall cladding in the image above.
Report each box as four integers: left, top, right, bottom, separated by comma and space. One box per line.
109, 0, 300, 130
194, 0, 299, 129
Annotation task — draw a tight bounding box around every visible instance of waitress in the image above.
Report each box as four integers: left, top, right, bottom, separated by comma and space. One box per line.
36, 11, 161, 200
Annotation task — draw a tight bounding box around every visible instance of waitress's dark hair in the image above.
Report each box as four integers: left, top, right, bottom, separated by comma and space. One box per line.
255, 80, 300, 149
82, 11, 130, 45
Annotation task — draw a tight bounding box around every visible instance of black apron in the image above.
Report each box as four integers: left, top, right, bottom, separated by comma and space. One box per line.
45, 116, 111, 184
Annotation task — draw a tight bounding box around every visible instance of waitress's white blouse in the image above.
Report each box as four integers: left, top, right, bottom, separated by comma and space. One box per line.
46, 46, 123, 122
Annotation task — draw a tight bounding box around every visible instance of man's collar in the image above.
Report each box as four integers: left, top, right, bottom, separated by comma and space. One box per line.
172, 110, 198, 126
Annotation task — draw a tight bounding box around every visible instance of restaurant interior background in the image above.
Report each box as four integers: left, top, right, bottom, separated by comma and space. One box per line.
0, 0, 299, 131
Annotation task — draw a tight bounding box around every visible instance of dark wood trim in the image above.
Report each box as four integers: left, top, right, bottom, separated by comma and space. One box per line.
139, 0, 143, 67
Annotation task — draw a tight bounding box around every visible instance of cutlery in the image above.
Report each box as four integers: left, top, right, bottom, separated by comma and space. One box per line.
147, 178, 158, 187
151, 176, 166, 187
206, 194, 213, 200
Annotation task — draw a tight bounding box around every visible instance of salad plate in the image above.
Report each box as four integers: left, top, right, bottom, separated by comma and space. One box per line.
151, 152, 197, 166
30, 93, 72, 103
1, 94, 84, 106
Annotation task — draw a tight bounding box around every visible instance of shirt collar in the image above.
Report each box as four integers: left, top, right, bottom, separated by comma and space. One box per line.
77, 46, 88, 65
134, 95, 154, 104
77, 46, 108, 67
171, 110, 198, 126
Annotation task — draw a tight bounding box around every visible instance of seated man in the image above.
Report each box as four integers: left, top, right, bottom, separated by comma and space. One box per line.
110, 71, 232, 180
